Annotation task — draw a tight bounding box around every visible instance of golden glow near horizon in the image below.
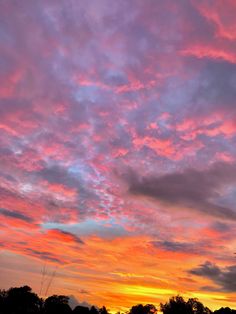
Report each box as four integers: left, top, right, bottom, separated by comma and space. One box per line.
1, 232, 236, 312
121, 285, 177, 297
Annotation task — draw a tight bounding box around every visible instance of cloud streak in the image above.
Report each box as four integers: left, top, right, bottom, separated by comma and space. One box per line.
0, 208, 34, 223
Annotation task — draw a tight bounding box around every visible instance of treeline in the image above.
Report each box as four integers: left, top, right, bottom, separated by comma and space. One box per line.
0, 285, 235, 314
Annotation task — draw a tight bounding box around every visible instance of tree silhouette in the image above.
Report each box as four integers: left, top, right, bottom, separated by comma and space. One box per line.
161, 296, 191, 314
2, 285, 42, 314
44, 295, 72, 314
129, 304, 157, 314
214, 308, 236, 314
73, 305, 90, 314
90, 305, 99, 314
161, 296, 212, 314
187, 298, 212, 314
0, 289, 7, 314
99, 306, 109, 314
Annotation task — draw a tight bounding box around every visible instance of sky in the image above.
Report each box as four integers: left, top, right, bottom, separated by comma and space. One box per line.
0, 0, 236, 312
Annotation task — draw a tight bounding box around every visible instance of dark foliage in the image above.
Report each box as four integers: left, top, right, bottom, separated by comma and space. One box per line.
90, 305, 99, 314
129, 304, 157, 314
214, 308, 236, 314
160, 296, 212, 314
0, 286, 235, 314
73, 305, 90, 314
44, 295, 72, 314
0, 285, 42, 314
99, 306, 109, 314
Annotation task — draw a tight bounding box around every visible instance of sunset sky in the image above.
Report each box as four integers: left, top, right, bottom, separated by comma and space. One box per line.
0, 0, 236, 312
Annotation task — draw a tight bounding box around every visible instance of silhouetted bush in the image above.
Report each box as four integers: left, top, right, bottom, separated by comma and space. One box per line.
73, 305, 90, 314
129, 304, 157, 314
99, 306, 109, 314
90, 305, 99, 314
0, 285, 42, 314
44, 295, 72, 314
214, 308, 236, 314
160, 296, 212, 314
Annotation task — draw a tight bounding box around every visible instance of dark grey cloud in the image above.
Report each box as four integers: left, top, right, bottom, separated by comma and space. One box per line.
25, 248, 62, 263
53, 228, 84, 245
193, 61, 236, 115
151, 240, 206, 254
129, 162, 236, 220
160, 59, 236, 125
189, 261, 236, 292
35, 165, 79, 188
211, 221, 232, 233
0, 208, 33, 223
0, 170, 17, 182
